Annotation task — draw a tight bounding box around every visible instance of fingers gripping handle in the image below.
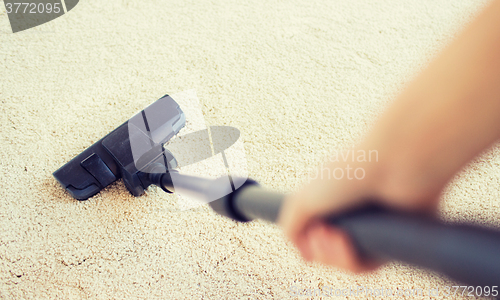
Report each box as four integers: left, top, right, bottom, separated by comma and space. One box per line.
223, 183, 500, 286
328, 209, 500, 286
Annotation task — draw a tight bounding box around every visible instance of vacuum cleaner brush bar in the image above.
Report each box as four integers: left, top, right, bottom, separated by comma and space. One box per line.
53, 94, 185, 200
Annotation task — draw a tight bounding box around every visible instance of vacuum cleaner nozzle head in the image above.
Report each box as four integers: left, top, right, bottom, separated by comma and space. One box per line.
53, 94, 186, 200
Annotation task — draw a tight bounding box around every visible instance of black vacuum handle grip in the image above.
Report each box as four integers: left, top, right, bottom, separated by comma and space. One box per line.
230, 185, 500, 286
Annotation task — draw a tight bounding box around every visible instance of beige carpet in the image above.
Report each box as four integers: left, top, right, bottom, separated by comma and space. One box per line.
1, 0, 499, 299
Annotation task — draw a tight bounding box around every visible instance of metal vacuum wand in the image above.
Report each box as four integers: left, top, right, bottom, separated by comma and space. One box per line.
157, 171, 500, 287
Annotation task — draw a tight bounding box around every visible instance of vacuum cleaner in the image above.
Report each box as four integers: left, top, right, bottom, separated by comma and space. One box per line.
53, 95, 500, 287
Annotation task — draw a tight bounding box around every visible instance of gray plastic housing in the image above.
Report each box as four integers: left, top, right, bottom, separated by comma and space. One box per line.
53, 94, 185, 200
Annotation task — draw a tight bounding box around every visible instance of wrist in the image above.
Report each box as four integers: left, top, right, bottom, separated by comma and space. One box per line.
356, 139, 447, 212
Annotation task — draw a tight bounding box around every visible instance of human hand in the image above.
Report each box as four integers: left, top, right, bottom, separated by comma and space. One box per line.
278, 155, 442, 272
279, 0, 500, 272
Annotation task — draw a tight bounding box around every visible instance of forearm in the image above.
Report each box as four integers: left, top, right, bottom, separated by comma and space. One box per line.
278, 1, 500, 273
366, 1, 500, 202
